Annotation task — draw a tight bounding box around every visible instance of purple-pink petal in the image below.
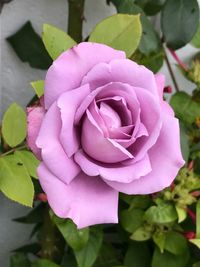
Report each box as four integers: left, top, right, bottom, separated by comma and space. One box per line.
82, 59, 159, 99
44, 42, 125, 108
74, 149, 152, 183
38, 163, 119, 229
27, 106, 45, 159
103, 113, 185, 194
36, 102, 80, 184
57, 84, 90, 158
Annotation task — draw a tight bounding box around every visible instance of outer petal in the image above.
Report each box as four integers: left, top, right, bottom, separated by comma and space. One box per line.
44, 42, 125, 108
155, 73, 174, 116
82, 59, 159, 99
104, 114, 185, 194
36, 102, 80, 184
74, 149, 152, 183
27, 106, 45, 159
38, 163, 118, 229
57, 84, 90, 157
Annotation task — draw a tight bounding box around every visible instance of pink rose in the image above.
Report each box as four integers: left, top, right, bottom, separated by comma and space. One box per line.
27, 42, 184, 229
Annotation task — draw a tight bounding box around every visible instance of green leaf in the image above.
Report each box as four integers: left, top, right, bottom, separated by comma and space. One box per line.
145, 203, 177, 224
130, 224, 152, 241
180, 123, 190, 162
2, 103, 27, 147
191, 23, 200, 48
175, 205, 187, 223
14, 150, 39, 179
132, 49, 164, 73
113, 2, 161, 55
7, 21, 52, 69
193, 261, 200, 267
120, 208, 144, 233
0, 155, 34, 207
164, 231, 187, 255
161, 0, 199, 49
190, 239, 200, 249
31, 259, 59, 267
10, 253, 30, 267
52, 215, 89, 251
31, 80, 44, 98
42, 24, 76, 60
170, 92, 200, 125
153, 231, 166, 253
152, 247, 189, 267
74, 228, 103, 267
89, 14, 142, 58
196, 199, 200, 238
14, 203, 45, 224
13, 243, 41, 254
94, 243, 120, 267
124, 242, 151, 267
143, 0, 166, 16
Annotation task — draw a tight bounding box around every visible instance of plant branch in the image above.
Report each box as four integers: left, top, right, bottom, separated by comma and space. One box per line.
168, 47, 189, 72
0, 144, 27, 157
68, 0, 85, 43
163, 47, 180, 92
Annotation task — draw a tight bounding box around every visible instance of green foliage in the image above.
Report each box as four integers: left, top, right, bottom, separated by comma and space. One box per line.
74, 228, 103, 267
89, 14, 142, 57
152, 247, 189, 267
51, 215, 89, 251
94, 243, 120, 267
124, 242, 151, 267
161, 0, 199, 49
120, 208, 144, 233
196, 200, 200, 238
2, 103, 27, 147
14, 150, 39, 179
180, 123, 190, 162
144, 202, 178, 224
7, 21, 52, 69
132, 49, 164, 73
191, 23, 200, 48
42, 24, 77, 60
31, 80, 44, 98
170, 92, 200, 125
111, 1, 161, 55
10, 253, 31, 267
164, 231, 188, 255
31, 259, 60, 267
0, 155, 34, 207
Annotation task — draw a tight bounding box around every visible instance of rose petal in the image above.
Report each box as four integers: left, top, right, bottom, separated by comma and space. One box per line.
74, 149, 152, 183
155, 73, 174, 116
57, 84, 90, 157
81, 109, 134, 163
38, 163, 118, 229
44, 43, 125, 108
36, 102, 80, 184
129, 87, 162, 161
104, 113, 185, 194
27, 106, 45, 159
82, 59, 159, 99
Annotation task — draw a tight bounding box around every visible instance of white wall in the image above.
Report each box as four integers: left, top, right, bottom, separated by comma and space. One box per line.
0, 0, 199, 266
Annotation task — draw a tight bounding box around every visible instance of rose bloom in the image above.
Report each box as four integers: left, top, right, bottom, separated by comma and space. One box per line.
27, 42, 184, 229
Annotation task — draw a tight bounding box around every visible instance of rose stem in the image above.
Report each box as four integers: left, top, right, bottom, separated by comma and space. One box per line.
68, 0, 85, 43
163, 47, 180, 92
168, 47, 189, 72
186, 207, 196, 223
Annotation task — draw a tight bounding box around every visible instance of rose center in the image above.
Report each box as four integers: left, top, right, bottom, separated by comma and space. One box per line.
99, 102, 121, 129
